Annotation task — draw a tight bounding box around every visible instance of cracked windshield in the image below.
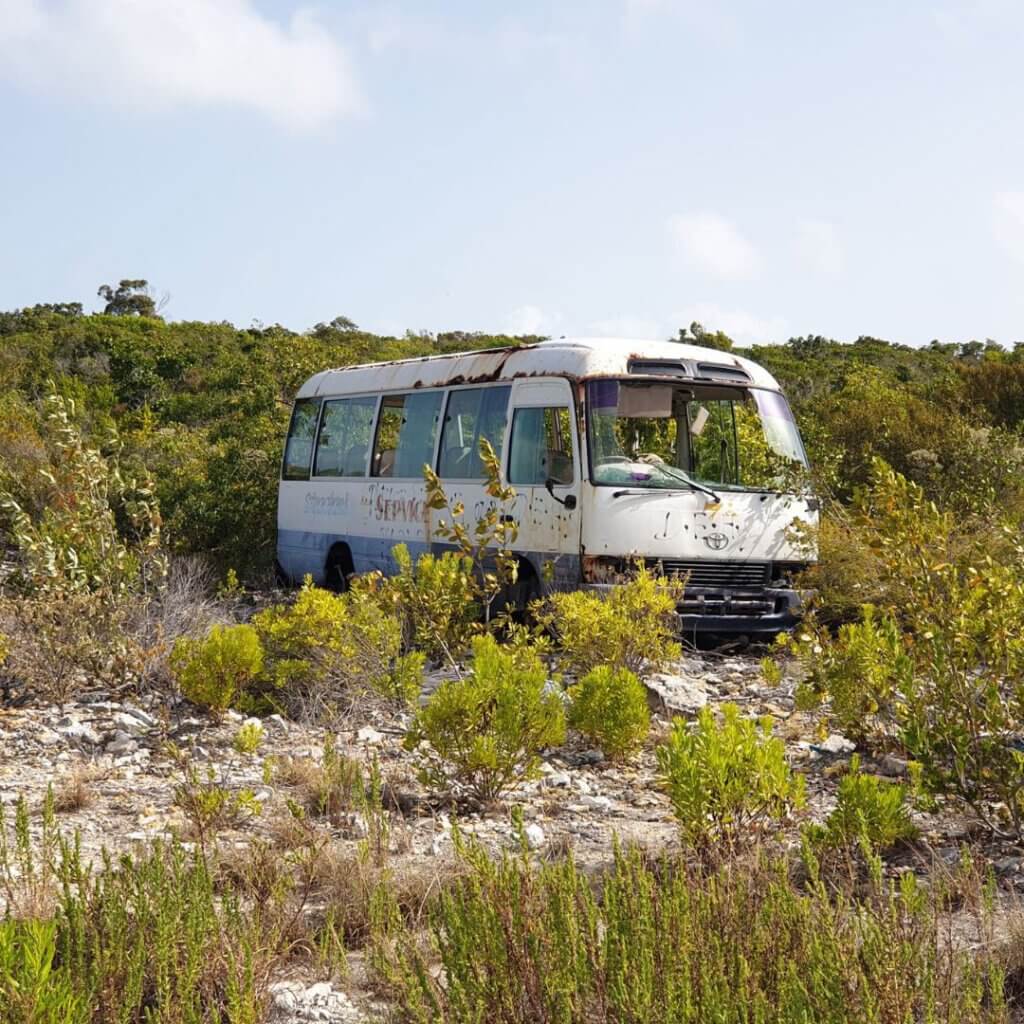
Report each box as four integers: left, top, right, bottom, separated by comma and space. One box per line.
587, 380, 807, 492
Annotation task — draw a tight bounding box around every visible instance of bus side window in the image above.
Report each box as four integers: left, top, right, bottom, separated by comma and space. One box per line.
437, 386, 511, 479
282, 398, 321, 481
509, 407, 574, 485
314, 396, 377, 477
372, 391, 444, 478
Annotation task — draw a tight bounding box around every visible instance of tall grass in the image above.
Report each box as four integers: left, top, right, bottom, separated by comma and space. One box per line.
374, 832, 1008, 1024
0, 797, 297, 1024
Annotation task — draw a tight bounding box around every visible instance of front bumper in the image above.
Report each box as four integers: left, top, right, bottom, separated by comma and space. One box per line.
580, 583, 803, 637
676, 586, 802, 636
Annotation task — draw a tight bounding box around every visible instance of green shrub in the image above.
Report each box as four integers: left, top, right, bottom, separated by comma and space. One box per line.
373, 835, 1005, 1024
792, 606, 913, 745
232, 719, 264, 755
170, 623, 264, 713
0, 392, 166, 597
253, 577, 411, 716
172, 762, 261, 849
808, 755, 917, 853
542, 563, 683, 677
567, 666, 650, 759
657, 703, 805, 851
423, 438, 521, 627
404, 634, 565, 801
384, 543, 478, 663
798, 462, 1024, 839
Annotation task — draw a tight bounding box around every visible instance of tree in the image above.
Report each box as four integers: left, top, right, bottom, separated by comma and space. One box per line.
97, 280, 163, 318
674, 321, 735, 351
312, 315, 359, 336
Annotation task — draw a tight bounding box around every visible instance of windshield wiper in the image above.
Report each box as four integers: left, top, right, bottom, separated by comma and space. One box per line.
649, 463, 721, 503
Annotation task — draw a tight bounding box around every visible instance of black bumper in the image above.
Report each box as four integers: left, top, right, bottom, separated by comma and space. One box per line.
676, 586, 802, 636
581, 582, 804, 636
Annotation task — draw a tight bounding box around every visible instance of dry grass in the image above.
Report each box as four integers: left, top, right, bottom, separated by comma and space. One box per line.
51, 767, 98, 813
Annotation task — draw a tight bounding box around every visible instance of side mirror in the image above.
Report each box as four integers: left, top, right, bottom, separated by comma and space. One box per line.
545, 478, 577, 510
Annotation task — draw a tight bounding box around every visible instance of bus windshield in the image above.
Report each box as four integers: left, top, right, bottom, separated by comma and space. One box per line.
586, 379, 808, 492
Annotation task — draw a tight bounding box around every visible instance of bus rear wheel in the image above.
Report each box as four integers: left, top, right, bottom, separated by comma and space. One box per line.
324, 544, 355, 594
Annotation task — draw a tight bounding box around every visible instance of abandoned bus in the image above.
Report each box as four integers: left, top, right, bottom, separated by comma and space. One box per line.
276, 338, 817, 635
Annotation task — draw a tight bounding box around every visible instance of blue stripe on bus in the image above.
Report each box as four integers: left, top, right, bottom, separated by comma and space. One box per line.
276, 529, 580, 589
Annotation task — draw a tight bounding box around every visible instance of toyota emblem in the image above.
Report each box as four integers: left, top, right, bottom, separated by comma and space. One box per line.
703, 532, 730, 551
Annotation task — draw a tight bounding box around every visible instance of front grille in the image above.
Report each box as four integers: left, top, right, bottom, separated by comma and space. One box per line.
648, 559, 771, 589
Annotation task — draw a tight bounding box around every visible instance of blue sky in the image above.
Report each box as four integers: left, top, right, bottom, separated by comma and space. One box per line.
2, 0, 1023, 346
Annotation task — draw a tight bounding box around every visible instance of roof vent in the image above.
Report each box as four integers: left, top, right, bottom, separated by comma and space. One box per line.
628, 359, 690, 377
695, 363, 751, 383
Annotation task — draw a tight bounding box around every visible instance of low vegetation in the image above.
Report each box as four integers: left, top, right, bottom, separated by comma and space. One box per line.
567, 665, 650, 759
657, 703, 806, 853
403, 634, 566, 802
540, 564, 683, 677
373, 833, 1007, 1024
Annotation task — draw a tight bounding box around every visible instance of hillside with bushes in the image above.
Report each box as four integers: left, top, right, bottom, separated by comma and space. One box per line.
3, 286, 1024, 1021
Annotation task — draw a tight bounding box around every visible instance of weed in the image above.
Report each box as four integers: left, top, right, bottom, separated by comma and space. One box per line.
170, 622, 264, 713
657, 703, 805, 852
232, 719, 264, 755
404, 634, 565, 802
567, 665, 650, 759
541, 563, 683, 677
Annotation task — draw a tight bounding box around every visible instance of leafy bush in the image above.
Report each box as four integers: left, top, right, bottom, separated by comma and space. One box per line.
169, 623, 264, 713
423, 438, 520, 627
384, 543, 478, 663
404, 634, 565, 801
0, 392, 165, 597
172, 761, 262, 849
542, 564, 683, 677
373, 836, 1005, 1024
798, 462, 1024, 839
792, 606, 913, 745
567, 666, 650, 759
808, 755, 916, 852
232, 719, 264, 755
657, 703, 805, 851
252, 577, 420, 717
0, 589, 142, 708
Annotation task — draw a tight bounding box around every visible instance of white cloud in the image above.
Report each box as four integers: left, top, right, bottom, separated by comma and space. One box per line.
668, 212, 759, 279
506, 305, 563, 337
670, 303, 788, 345
585, 314, 667, 339
0, 0, 362, 129
993, 191, 1024, 262
796, 219, 843, 276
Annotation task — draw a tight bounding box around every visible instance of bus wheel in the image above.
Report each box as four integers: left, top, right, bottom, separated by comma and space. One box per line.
324, 544, 354, 594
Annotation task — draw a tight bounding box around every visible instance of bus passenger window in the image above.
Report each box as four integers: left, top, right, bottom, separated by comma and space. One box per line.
313, 396, 377, 477
282, 398, 321, 481
509, 407, 575, 485
372, 391, 444, 478
437, 386, 511, 479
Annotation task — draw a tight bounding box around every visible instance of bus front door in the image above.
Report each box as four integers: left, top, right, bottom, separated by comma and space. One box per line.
506, 379, 582, 589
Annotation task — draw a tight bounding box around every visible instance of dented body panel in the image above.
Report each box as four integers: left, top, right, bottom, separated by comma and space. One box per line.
278, 338, 817, 635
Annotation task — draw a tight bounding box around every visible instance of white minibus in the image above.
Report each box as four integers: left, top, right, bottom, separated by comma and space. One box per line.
276, 337, 817, 636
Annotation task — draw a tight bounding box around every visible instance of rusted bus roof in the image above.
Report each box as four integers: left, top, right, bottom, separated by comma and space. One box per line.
297, 337, 782, 398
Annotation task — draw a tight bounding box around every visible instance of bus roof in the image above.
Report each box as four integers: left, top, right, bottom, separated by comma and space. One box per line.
297, 336, 783, 398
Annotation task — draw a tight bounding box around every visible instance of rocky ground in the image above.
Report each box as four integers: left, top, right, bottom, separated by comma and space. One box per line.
0, 650, 1019, 1022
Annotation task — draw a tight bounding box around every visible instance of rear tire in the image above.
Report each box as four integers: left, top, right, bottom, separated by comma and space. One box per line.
324, 544, 355, 594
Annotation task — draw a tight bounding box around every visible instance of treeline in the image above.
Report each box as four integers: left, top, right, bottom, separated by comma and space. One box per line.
2, 284, 1024, 576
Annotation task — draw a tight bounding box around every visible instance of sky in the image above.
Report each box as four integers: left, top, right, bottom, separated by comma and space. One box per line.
1, 0, 1024, 346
